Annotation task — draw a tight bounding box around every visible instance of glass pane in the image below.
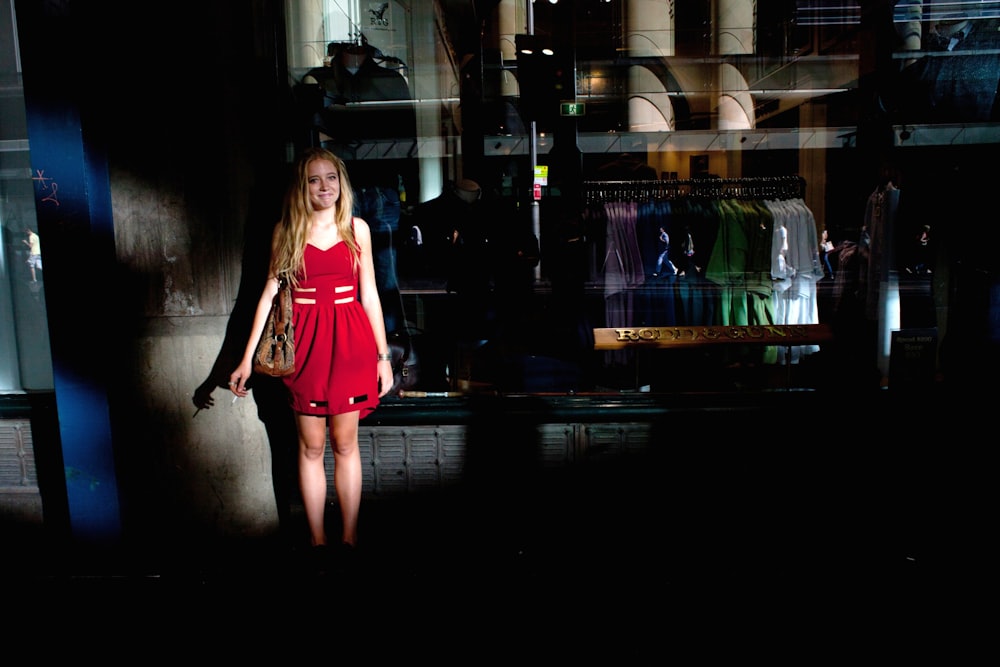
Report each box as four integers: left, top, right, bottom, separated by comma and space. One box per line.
0, 3, 53, 392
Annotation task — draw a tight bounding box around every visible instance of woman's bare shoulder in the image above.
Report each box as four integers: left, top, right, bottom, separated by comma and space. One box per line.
352, 216, 372, 234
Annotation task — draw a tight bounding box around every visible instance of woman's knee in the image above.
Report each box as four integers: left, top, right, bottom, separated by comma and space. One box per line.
296, 417, 328, 458
300, 437, 327, 460
329, 432, 359, 457
329, 423, 359, 456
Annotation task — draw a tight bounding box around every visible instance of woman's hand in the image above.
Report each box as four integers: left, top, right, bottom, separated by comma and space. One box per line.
228, 361, 252, 398
377, 359, 394, 398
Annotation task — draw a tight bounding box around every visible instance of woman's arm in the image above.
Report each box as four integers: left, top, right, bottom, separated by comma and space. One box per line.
230, 273, 281, 395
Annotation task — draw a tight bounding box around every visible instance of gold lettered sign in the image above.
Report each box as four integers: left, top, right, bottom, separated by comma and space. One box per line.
593, 324, 834, 350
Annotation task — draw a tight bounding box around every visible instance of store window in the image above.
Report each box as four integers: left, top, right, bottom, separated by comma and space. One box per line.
0, 0, 53, 393
283, 1, 1000, 396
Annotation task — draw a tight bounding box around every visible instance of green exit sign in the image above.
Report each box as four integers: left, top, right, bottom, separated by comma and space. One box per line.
560, 102, 585, 117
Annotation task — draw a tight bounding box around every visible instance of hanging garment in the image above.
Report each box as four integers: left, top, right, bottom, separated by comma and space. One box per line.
766, 198, 822, 364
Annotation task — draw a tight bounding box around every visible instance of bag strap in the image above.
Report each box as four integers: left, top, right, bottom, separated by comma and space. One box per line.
275, 275, 290, 326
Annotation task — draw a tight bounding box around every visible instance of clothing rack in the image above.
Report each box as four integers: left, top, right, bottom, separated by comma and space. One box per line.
583, 175, 806, 203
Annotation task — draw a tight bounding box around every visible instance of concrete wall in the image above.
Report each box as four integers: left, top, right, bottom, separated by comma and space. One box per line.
122, 317, 282, 543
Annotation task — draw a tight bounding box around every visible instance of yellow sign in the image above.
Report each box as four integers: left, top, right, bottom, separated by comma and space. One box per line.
533, 165, 548, 186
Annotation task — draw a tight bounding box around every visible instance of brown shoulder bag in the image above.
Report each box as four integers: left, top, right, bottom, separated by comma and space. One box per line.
253, 276, 295, 377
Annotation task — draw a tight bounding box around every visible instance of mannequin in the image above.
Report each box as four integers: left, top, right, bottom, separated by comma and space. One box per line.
341, 47, 366, 74
896, 15, 1000, 122
304, 42, 414, 125
411, 179, 487, 286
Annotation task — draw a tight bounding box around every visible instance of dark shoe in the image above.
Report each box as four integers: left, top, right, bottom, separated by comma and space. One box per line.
332, 542, 364, 577
307, 544, 332, 577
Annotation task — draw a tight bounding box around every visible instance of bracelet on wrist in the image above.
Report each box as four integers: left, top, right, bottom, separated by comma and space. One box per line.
377, 353, 392, 361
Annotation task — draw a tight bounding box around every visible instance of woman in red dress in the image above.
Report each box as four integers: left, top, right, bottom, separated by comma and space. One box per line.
230, 147, 393, 568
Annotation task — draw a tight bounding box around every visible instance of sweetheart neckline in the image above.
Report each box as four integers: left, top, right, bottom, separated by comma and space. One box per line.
307, 241, 343, 252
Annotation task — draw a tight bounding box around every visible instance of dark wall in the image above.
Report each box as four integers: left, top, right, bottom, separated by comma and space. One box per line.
85, 1, 290, 318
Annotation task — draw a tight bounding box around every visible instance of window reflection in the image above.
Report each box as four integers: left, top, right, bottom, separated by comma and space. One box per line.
0, 9, 54, 391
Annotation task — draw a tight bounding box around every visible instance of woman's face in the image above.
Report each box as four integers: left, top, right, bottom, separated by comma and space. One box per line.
307, 158, 340, 211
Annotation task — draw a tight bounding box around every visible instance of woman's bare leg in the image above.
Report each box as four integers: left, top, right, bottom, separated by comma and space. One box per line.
296, 414, 329, 547
330, 412, 362, 546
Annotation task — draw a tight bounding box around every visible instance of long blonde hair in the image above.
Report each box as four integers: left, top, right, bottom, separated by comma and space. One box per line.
271, 147, 359, 285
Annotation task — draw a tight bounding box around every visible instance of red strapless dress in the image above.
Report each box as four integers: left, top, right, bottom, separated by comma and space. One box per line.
283, 242, 379, 417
